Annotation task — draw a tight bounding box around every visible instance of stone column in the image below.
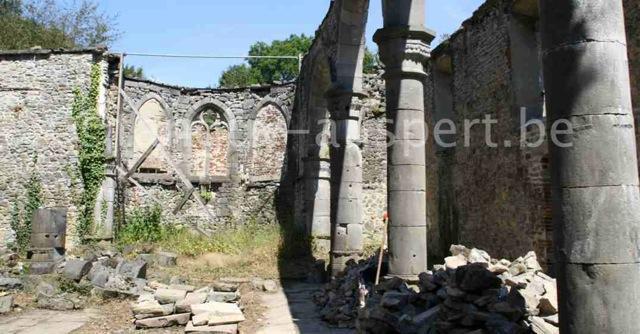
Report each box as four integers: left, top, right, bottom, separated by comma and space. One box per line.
327, 0, 369, 277
540, 1, 640, 332
328, 90, 365, 277
374, 0, 434, 280
304, 146, 332, 254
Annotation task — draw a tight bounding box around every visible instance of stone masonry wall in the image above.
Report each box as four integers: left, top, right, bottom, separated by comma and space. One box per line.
120, 79, 295, 232
0, 49, 116, 248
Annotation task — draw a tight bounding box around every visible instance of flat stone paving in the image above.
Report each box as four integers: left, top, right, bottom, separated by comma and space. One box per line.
257, 281, 354, 334
0, 309, 97, 334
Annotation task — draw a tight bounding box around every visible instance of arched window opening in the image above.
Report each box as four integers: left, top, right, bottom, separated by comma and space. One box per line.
191, 107, 230, 179
251, 103, 288, 181
133, 98, 168, 173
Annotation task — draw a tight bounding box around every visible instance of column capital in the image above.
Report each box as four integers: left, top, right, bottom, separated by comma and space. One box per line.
326, 86, 368, 121
374, 26, 436, 79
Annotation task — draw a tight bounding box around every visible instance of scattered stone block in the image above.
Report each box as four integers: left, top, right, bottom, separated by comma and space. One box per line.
63, 259, 92, 282
117, 259, 147, 279
261, 280, 278, 293
132, 300, 165, 316
170, 284, 196, 292
155, 288, 186, 304
156, 252, 177, 267
208, 312, 245, 325
0, 295, 13, 314
185, 321, 238, 333
176, 292, 208, 313
137, 254, 155, 265
134, 313, 190, 329
206, 291, 239, 303
0, 277, 23, 290
36, 281, 55, 297
211, 281, 238, 292
192, 312, 210, 326
445, 254, 468, 270
190, 302, 242, 316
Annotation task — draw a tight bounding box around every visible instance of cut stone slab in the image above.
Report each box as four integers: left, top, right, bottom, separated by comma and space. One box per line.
206, 291, 239, 303
211, 282, 238, 292
0, 295, 13, 314
64, 259, 92, 282
208, 312, 245, 326
134, 313, 190, 329
170, 284, 196, 292
185, 321, 238, 333
191, 302, 242, 316
176, 292, 208, 313
132, 300, 165, 316
117, 259, 147, 279
157, 252, 177, 267
192, 312, 210, 326
155, 288, 186, 304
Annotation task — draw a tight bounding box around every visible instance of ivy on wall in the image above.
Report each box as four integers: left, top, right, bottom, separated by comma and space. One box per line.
71, 63, 106, 242
10, 171, 43, 253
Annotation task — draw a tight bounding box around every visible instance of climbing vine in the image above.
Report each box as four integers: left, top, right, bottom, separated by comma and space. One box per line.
10, 171, 43, 253
71, 63, 106, 242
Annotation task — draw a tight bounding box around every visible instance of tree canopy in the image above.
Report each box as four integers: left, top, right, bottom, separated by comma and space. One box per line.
0, 0, 119, 50
219, 34, 379, 88
123, 65, 145, 79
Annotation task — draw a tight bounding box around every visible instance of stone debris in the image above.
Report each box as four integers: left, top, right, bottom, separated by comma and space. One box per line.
134, 313, 191, 329
63, 259, 92, 281
0, 294, 13, 314
313, 256, 378, 327
0, 276, 23, 290
156, 252, 178, 267
185, 321, 238, 333
315, 245, 559, 334
130, 285, 244, 332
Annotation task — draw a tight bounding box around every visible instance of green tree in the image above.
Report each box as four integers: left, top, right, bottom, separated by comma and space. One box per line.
0, 0, 119, 50
218, 64, 261, 88
124, 65, 145, 79
219, 34, 380, 87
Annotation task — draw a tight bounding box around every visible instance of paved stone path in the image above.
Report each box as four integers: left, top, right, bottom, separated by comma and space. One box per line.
0, 309, 97, 334
256, 281, 354, 334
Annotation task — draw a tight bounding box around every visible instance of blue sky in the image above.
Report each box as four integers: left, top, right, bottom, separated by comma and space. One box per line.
101, 0, 484, 87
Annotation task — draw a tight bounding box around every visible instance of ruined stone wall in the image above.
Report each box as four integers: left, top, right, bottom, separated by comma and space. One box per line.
0, 49, 116, 248
624, 0, 640, 159
120, 79, 294, 231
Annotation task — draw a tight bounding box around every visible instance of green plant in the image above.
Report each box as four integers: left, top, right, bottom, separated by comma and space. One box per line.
117, 205, 165, 245
72, 63, 106, 243
200, 189, 213, 203
10, 171, 43, 253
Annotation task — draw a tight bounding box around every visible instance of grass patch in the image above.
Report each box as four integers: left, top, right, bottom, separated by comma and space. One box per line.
117, 205, 311, 279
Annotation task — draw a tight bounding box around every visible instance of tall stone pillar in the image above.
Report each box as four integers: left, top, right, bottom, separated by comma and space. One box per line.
328, 90, 365, 277
374, 0, 434, 280
540, 1, 640, 332
304, 144, 332, 254
328, 0, 369, 277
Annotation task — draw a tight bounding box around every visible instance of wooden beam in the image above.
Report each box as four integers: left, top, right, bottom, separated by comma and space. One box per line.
173, 187, 195, 214
125, 139, 160, 179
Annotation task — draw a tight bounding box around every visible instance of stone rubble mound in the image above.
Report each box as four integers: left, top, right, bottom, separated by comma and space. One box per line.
313, 256, 378, 327
315, 245, 559, 334
131, 280, 244, 333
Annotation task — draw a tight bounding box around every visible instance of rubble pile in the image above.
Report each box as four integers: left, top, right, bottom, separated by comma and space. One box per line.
313, 256, 378, 327
131, 279, 244, 333
359, 246, 559, 333
315, 245, 560, 334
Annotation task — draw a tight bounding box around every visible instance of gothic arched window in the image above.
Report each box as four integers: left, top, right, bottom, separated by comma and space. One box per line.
191, 107, 230, 178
